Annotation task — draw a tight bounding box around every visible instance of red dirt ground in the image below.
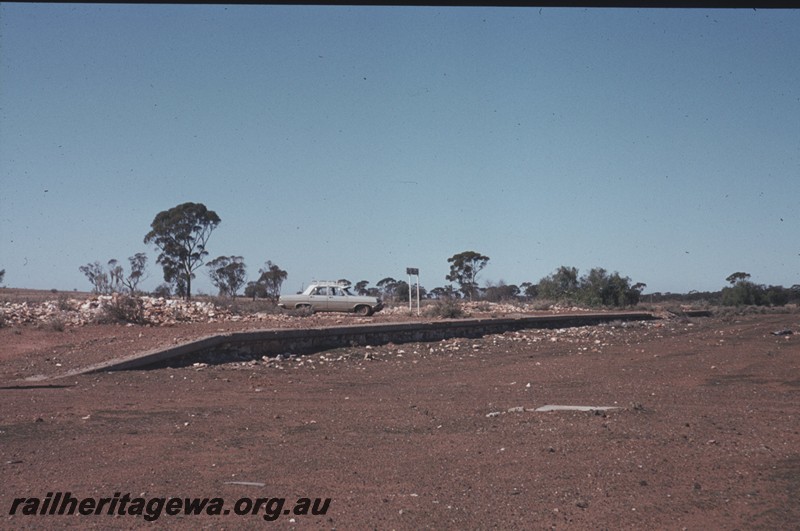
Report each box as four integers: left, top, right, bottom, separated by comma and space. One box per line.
1, 310, 799, 529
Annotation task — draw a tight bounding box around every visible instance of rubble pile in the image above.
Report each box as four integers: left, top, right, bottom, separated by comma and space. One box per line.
381, 301, 593, 316
0, 295, 237, 327
1, 294, 633, 329
459, 301, 593, 314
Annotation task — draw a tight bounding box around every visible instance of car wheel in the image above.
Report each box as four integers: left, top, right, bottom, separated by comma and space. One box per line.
355, 305, 373, 317
296, 304, 313, 314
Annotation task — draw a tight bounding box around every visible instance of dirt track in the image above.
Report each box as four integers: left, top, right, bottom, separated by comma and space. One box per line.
2, 312, 799, 529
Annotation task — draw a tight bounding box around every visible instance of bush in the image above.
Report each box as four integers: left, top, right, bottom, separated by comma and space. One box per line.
42, 316, 65, 332
535, 266, 643, 308
529, 299, 555, 311
424, 299, 465, 319
721, 281, 766, 306
57, 294, 72, 311
483, 282, 521, 302
764, 285, 790, 306
98, 295, 149, 325
720, 275, 792, 308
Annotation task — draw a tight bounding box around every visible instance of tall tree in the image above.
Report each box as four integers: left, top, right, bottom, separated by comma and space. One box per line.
429, 285, 459, 300
537, 265, 580, 302
258, 261, 288, 302
520, 282, 538, 299
107, 259, 125, 293
121, 253, 148, 294
79, 261, 111, 294
354, 280, 370, 296
377, 277, 398, 300
579, 267, 609, 307
207, 256, 247, 298
446, 251, 490, 300
726, 272, 751, 285
144, 202, 221, 299
393, 280, 410, 302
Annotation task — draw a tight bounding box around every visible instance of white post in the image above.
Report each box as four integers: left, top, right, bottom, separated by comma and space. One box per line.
416, 273, 420, 316
406, 267, 420, 316
408, 274, 413, 313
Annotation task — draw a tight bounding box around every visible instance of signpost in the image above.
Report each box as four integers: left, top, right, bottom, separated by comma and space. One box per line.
406, 267, 420, 316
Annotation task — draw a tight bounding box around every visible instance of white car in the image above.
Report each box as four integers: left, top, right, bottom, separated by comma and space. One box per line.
278, 281, 384, 316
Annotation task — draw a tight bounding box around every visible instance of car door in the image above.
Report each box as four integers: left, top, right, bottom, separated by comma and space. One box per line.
327, 287, 350, 312
309, 286, 329, 311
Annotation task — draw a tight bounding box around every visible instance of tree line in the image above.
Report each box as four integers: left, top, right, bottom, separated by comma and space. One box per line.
74, 202, 798, 309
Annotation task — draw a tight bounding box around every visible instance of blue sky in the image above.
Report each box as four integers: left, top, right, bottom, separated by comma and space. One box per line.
1, 5, 798, 295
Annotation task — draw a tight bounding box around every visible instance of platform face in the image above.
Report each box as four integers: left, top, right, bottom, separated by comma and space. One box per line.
50, 312, 656, 377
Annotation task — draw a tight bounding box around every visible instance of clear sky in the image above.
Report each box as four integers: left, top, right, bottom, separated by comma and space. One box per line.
1, 4, 798, 296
